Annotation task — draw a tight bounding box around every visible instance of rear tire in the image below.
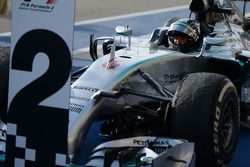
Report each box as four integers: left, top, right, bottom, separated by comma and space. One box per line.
169, 72, 240, 167
0, 47, 10, 124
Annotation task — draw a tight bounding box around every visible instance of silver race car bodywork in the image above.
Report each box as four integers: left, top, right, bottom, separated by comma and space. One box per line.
68, 0, 250, 166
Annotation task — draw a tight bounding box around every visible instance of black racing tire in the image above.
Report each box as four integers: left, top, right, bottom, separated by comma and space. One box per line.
169, 72, 240, 167
0, 47, 10, 124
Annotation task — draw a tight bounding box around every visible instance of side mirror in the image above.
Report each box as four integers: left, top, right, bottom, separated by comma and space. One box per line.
198, 37, 225, 57
115, 26, 132, 36
203, 37, 225, 46
115, 26, 132, 49
89, 34, 114, 61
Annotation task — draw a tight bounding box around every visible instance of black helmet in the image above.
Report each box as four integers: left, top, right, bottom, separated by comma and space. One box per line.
168, 18, 201, 52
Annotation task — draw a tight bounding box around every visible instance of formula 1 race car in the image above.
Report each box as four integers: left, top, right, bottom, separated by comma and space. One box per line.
1, 0, 250, 167
68, 0, 250, 167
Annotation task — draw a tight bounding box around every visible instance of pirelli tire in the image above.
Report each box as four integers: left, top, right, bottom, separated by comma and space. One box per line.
0, 47, 9, 124
169, 72, 240, 167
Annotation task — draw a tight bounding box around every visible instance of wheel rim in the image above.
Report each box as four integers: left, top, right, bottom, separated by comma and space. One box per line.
220, 97, 238, 153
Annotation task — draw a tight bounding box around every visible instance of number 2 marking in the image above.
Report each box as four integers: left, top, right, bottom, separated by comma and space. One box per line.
6, 29, 71, 166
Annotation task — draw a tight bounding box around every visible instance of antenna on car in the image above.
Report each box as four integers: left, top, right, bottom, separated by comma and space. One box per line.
106, 36, 116, 69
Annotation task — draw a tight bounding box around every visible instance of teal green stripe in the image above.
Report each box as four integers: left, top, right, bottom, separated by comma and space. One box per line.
0, 154, 5, 162
112, 51, 178, 84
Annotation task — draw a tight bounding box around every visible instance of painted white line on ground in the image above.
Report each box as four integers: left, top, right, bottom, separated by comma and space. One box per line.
1, 6, 187, 36
0, 32, 11, 36
73, 47, 90, 59
75, 5, 188, 26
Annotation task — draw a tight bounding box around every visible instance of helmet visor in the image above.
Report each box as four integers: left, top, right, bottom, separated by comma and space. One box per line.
168, 23, 199, 41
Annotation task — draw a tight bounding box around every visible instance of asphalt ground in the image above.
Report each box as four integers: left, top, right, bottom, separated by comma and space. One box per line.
0, 0, 187, 33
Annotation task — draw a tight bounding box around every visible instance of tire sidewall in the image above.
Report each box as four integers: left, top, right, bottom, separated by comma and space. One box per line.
0, 47, 10, 123
169, 73, 240, 167
211, 79, 240, 166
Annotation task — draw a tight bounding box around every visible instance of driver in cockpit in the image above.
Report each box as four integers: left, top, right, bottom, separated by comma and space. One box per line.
150, 17, 211, 53
167, 18, 203, 53
150, 0, 220, 52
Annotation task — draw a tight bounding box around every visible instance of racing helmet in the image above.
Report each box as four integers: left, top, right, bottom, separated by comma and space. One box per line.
168, 18, 201, 52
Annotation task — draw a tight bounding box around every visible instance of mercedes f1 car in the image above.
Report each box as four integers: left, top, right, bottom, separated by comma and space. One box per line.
1, 0, 250, 167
